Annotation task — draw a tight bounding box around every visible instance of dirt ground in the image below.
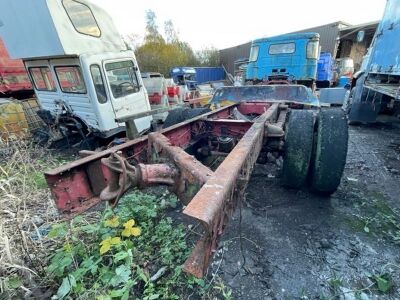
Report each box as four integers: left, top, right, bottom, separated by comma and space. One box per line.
208, 123, 400, 299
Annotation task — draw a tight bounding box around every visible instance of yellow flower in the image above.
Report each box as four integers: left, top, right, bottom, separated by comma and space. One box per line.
104, 216, 120, 228
63, 243, 73, 253
99, 236, 121, 255
121, 219, 141, 237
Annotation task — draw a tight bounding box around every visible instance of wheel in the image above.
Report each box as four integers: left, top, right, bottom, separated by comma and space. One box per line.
281, 110, 315, 188
310, 108, 348, 194
163, 108, 210, 128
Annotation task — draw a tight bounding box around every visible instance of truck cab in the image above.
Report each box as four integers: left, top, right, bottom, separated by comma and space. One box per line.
170, 67, 198, 101
347, 0, 400, 123
0, 0, 152, 138
246, 33, 320, 87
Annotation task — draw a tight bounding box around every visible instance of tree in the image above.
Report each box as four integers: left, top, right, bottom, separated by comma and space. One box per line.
144, 9, 164, 43
164, 20, 179, 44
135, 11, 214, 76
196, 47, 220, 67
124, 33, 142, 50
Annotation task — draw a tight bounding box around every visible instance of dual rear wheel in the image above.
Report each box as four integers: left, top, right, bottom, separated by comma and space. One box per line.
281, 108, 349, 195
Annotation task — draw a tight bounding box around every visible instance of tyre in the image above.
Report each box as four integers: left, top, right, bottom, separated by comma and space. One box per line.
163, 108, 186, 128
310, 108, 348, 194
163, 107, 210, 128
182, 107, 211, 120
281, 110, 315, 188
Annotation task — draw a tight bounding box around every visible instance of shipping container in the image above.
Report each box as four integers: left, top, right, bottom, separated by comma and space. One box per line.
194, 67, 225, 84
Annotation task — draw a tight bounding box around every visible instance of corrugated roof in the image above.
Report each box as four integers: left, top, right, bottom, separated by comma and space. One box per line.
339, 21, 379, 32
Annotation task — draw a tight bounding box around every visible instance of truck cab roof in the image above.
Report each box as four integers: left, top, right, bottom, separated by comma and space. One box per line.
252, 32, 320, 44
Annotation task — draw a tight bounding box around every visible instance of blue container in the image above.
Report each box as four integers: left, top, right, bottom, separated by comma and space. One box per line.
194, 67, 225, 84
338, 76, 350, 87
317, 52, 333, 82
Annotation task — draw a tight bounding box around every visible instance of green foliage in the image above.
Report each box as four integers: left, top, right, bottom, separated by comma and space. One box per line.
134, 10, 220, 76
347, 190, 400, 245
4, 276, 23, 289
370, 273, 393, 293
29, 171, 48, 189
45, 190, 206, 299
213, 278, 233, 300
196, 47, 221, 67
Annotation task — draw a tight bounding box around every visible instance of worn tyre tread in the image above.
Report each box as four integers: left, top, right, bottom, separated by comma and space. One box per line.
163, 107, 211, 128
310, 108, 348, 194
282, 110, 315, 188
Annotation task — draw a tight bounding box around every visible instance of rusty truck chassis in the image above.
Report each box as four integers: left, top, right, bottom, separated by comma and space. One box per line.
45, 101, 291, 278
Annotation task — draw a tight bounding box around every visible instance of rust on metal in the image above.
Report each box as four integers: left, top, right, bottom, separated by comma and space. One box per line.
182, 103, 280, 278
148, 132, 214, 204
43, 100, 286, 278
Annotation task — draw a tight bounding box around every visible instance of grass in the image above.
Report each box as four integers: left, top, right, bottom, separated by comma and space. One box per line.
0, 138, 71, 298
0, 139, 230, 299
345, 188, 400, 245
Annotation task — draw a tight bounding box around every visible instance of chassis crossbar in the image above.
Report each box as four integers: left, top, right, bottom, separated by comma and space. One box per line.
44, 102, 283, 278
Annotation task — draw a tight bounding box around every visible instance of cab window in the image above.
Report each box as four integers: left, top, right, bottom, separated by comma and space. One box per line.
29, 67, 56, 91
90, 65, 107, 103
105, 60, 140, 98
249, 45, 259, 62
62, 0, 101, 37
269, 43, 295, 55
55, 66, 87, 94
307, 40, 320, 59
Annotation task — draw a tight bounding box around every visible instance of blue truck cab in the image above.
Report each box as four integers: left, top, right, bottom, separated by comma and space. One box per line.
170, 67, 197, 90
246, 32, 320, 87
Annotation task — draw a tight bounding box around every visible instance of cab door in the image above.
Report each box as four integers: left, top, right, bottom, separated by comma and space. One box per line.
103, 59, 151, 132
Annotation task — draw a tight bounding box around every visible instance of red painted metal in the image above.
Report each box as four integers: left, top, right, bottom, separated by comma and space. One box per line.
182, 103, 280, 277
139, 163, 177, 186
45, 105, 236, 213
44, 101, 284, 278
237, 102, 272, 115
148, 93, 162, 105
0, 39, 32, 94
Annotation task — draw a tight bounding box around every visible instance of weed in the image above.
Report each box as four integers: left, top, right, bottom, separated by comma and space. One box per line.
369, 273, 393, 293
213, 277, 233, 300
0, 141, 227, 299
45, 190, 208, 299
346, 189, 400, 244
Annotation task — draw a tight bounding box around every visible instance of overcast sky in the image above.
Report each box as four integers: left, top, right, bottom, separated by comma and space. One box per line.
94, 0, 387, 50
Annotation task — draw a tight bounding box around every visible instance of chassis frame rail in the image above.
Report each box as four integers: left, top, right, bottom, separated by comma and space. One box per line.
44, 102, 285, 278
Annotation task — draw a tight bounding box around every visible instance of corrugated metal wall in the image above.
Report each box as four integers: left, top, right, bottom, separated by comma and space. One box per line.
220, 42, 251, 75
220, 21, 349, 75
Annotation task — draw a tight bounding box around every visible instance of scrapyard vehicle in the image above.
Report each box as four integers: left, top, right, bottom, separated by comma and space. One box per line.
0, 0, 153, 143
44, 84, 349, 278
347, 0, 400, 123
0, 38, 33, 99
245, 33, 320, 88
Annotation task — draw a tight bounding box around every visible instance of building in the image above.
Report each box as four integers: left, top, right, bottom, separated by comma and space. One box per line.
219, 21, 378, 75
337, 21, 379, 71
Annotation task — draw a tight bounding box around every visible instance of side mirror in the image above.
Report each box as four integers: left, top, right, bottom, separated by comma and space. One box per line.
356, 30, 365, 43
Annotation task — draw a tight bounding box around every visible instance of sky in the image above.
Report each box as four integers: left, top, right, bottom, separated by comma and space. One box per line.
94, 0, 387, 50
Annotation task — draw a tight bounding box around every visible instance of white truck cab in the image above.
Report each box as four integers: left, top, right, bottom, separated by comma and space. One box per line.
0, 0, 152, 138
